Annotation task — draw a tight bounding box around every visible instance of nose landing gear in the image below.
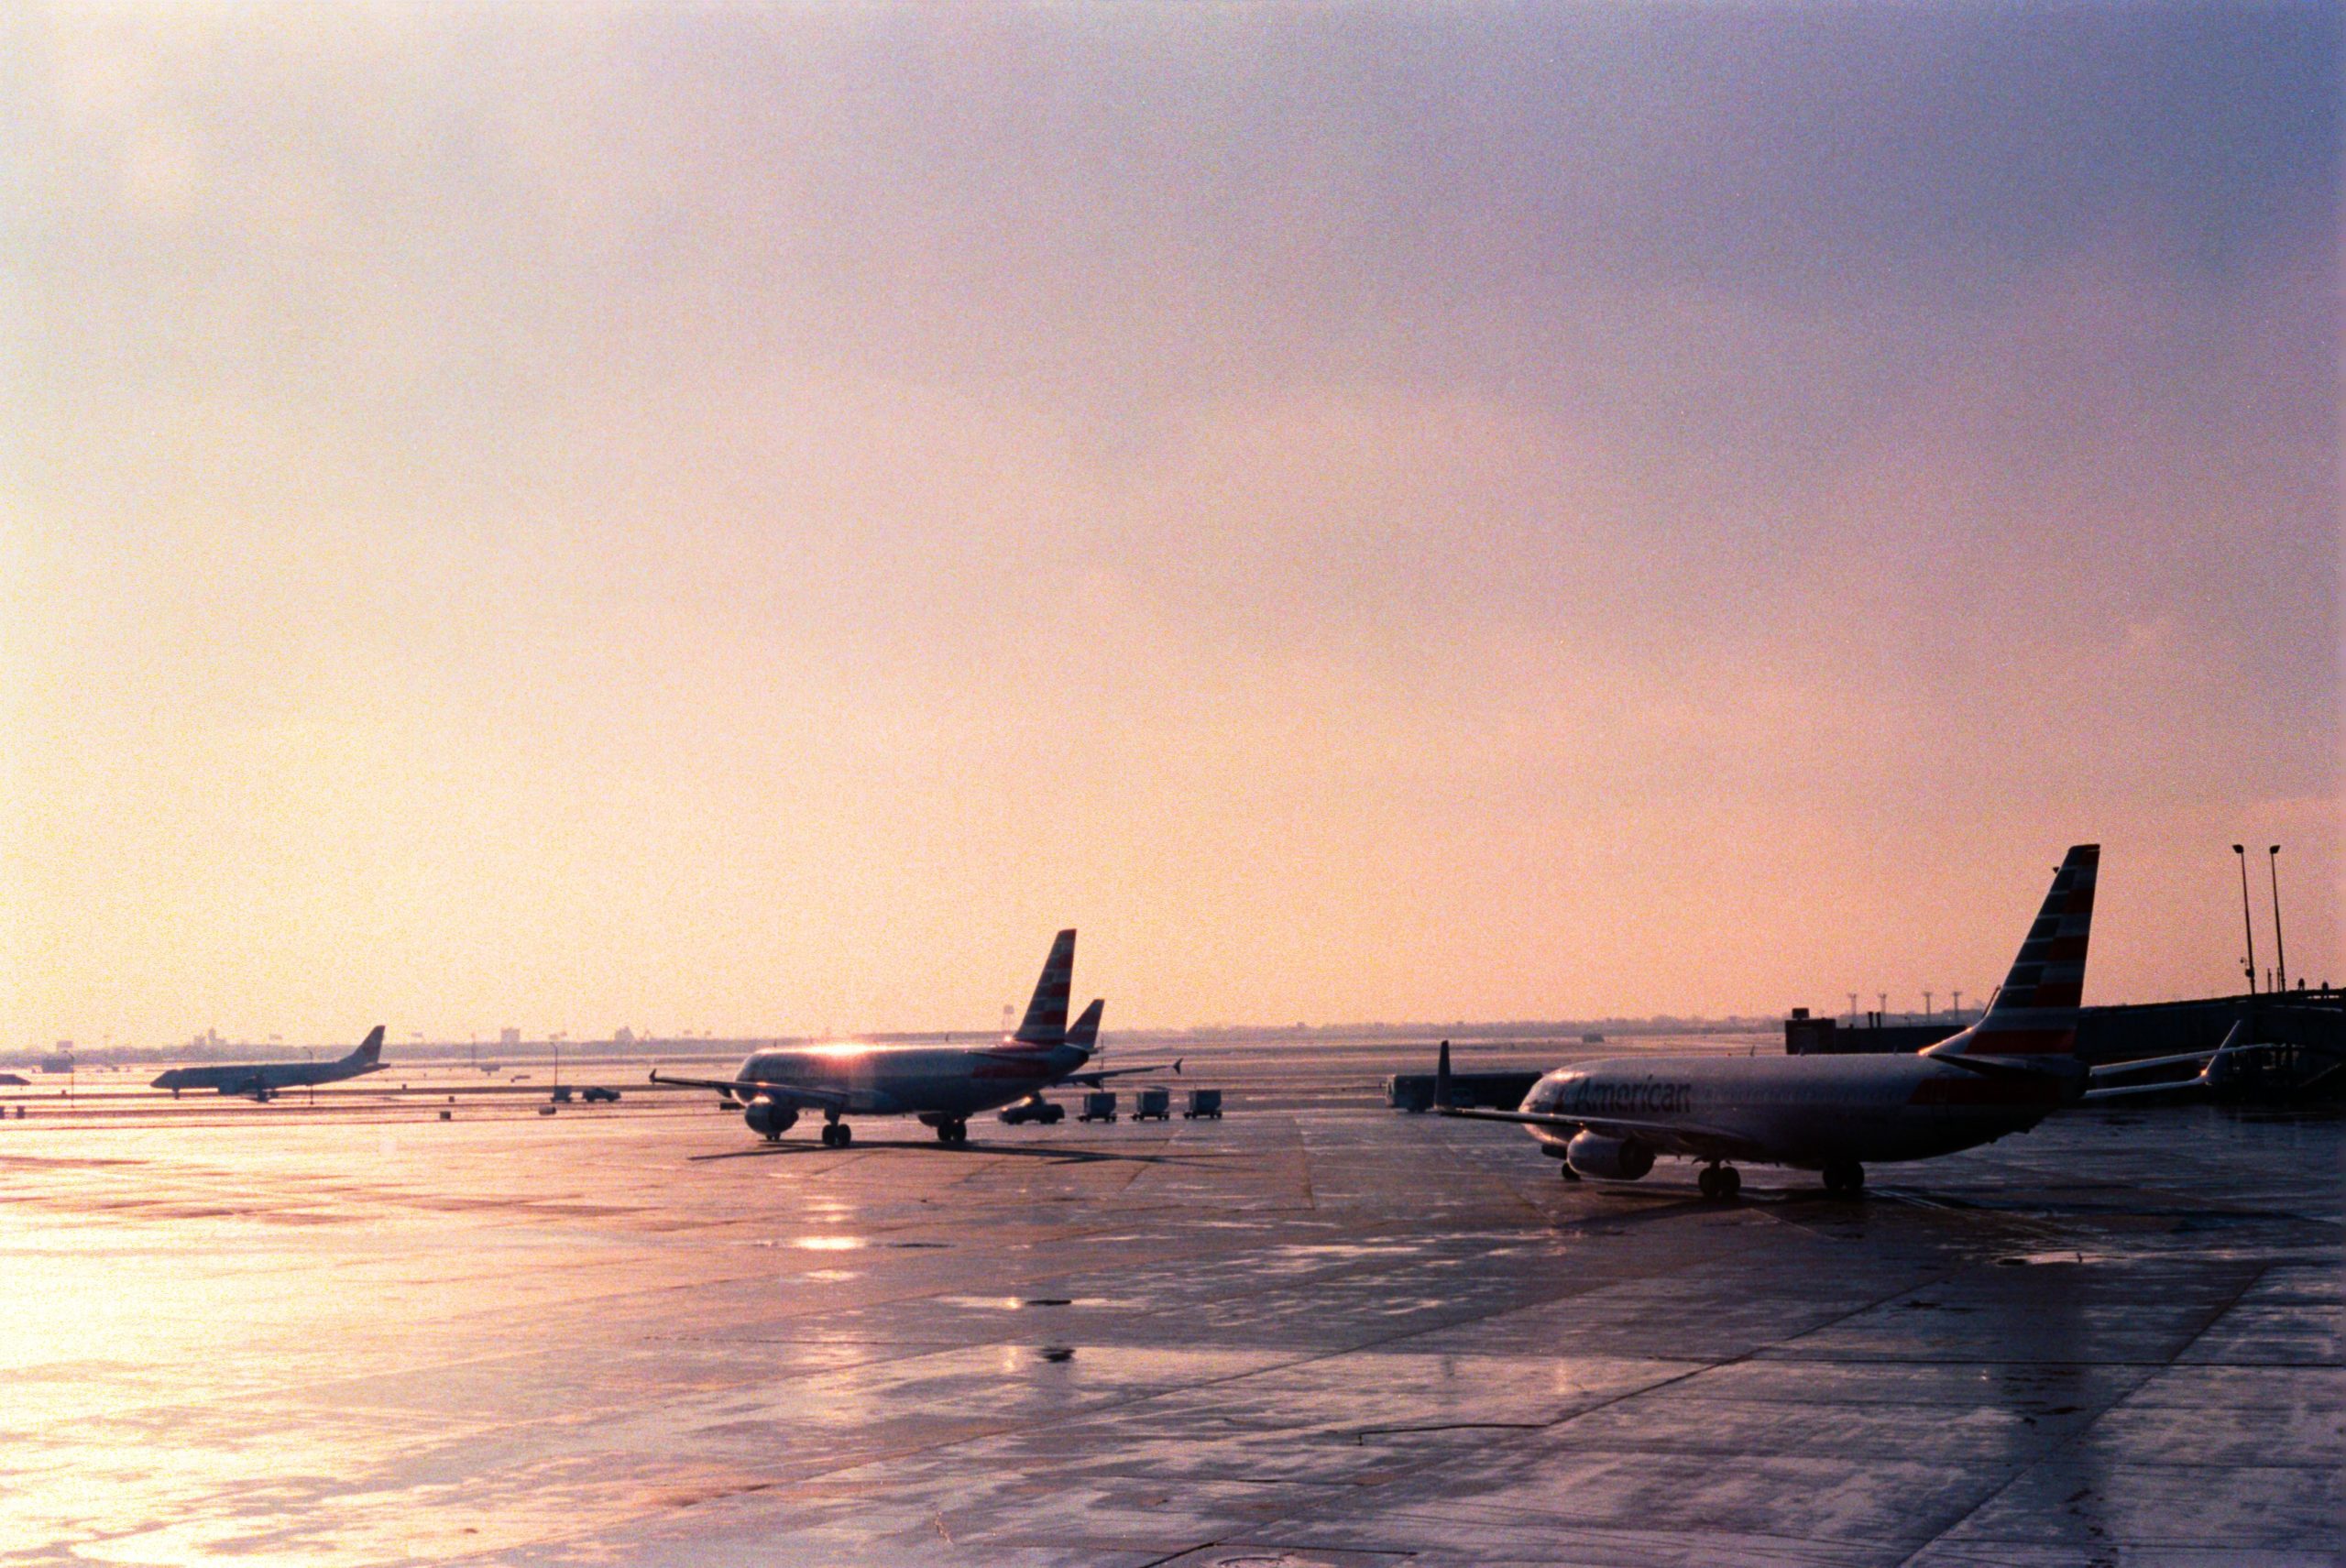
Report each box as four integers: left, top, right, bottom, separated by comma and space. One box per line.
820, 1120, 854, 1148
934, 1118, 969, 1146
1696, 1164, 1742, 1201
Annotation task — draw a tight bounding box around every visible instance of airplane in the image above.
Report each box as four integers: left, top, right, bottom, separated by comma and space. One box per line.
1435, 844, 2232, 1198
151, 1026, 388, 1101
650, 930, 1179, 1146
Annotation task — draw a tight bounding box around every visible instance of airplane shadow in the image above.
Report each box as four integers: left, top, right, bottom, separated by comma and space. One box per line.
688, 1138, 1208, 1167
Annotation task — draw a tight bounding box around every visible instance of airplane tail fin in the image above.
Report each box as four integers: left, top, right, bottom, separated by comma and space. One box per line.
1929, 846, 2098, 1059
1012, 929, 1077, 1047
1067, 999, 1104, 1057
349, 1025, 386, 1066
1435, 1039, 1453, 1109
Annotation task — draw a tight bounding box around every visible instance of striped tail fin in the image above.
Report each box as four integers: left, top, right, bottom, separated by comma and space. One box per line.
1932, 845, 2098, 1059
1012, 929, 1077, 1047
348, 1025, 386, 1066
1067, 999, 1104, 1056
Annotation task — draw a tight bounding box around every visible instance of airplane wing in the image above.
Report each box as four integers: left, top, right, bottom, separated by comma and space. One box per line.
2087, 1022, 2247, 1085
2079, 1077, 2212, 1102
1436, 1103, 1768, 1162
646, 1070, 850, 1112
2074, 1023, 2327, 1107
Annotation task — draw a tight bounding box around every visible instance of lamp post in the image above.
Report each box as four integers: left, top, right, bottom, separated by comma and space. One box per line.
2268, 845, 2287, 992
2232, 844, 2257, 996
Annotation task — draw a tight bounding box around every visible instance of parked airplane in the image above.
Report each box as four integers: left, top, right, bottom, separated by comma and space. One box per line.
1438, 845, 2218, 1197
651, 930, 1178, 1146
151, 1026, 387, 1101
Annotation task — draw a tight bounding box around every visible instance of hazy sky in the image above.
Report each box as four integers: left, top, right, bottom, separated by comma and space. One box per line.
5, 4, 2337, 1044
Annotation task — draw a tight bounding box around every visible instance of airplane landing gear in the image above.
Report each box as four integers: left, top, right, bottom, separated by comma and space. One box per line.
821, 1122, 854, 1149
935, 1119, 968, 1146
1822, 1158, 1864, 1196
1697, 1163, 1742, 1201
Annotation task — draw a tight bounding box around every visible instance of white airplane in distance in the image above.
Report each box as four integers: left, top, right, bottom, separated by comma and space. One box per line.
151, 1026, 388, 1101
651, 929, 1178, 1146
1438, 845, 2235, 1198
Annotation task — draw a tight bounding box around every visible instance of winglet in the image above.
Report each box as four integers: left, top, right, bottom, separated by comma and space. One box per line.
1435, 1039, 1453, 1111
2200, 1019, 2251, 1092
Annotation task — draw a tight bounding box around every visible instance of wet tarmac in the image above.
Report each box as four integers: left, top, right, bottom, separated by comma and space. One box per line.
2, 1049, 2337, 1566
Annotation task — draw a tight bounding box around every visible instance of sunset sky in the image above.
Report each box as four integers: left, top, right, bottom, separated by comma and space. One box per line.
5, 5, 2336, 1046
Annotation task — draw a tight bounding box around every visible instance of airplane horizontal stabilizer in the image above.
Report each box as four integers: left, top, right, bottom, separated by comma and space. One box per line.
1061, 1058, 1181, 1087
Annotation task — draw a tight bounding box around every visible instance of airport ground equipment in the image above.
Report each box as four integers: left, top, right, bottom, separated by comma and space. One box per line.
1184, 1088, 1222, 1119
1080, 1091, 1118, 1123
579, 1086, 620, 1102
650, 933, 1180, 1146
1436, 845, 2261, 1200
998, 1095, 1065, 1124
1134, 1086, 1171, 1121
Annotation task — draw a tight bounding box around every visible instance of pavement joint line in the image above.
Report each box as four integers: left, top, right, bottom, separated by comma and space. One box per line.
1881, 1258, 2281, 1568
1211, 1244, 1985, 1548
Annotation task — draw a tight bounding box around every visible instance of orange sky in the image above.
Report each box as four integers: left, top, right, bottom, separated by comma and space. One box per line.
4, 5, 2336, 1045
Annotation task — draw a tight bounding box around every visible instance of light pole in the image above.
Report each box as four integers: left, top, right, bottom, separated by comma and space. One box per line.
1950, 989, 1963, 1021
2232, 845, 2258, 996
1923, 989, 1935, 1021
1847, 992, 1859, 1027
2267, 846, 2287, 992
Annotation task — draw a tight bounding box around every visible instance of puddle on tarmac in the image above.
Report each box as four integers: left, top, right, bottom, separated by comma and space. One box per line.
937, 1295, 1119, 1310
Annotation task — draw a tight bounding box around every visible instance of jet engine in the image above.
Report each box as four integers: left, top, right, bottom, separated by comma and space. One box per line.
743, 1100, 798, 1138
1564, 1131, 1654, 1180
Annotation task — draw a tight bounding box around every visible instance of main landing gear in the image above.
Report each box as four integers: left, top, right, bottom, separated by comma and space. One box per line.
1821, 1158, 1865, 1196
1696, 1163, 1742, 1201
819, 1119, 854, 1149
933, 1118, 969, 1147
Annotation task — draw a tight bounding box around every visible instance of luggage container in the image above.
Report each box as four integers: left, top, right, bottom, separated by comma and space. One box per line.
1133, 1086, 1171, 1121
1183, 1088, 1222, 1119
1079, 1091, 1118, 1123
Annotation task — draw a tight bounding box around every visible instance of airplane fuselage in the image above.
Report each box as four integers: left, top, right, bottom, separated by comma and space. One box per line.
730, 1042, 1092, 1122
150, 1059, 385, 1098
1519, 1051, 2075, 1169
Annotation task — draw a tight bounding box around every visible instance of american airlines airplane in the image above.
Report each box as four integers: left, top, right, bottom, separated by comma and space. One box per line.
1439, 845, 2220, 1197
151, 1026, 388, 1101
651, 929, 1178, 1146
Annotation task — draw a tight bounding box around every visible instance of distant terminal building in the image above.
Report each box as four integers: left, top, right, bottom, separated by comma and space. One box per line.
1786, 991, 2344, 1098
1783, 1009, 1960, 1057
499, 1027, 522, 1048
38, 1041, 74, 1073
